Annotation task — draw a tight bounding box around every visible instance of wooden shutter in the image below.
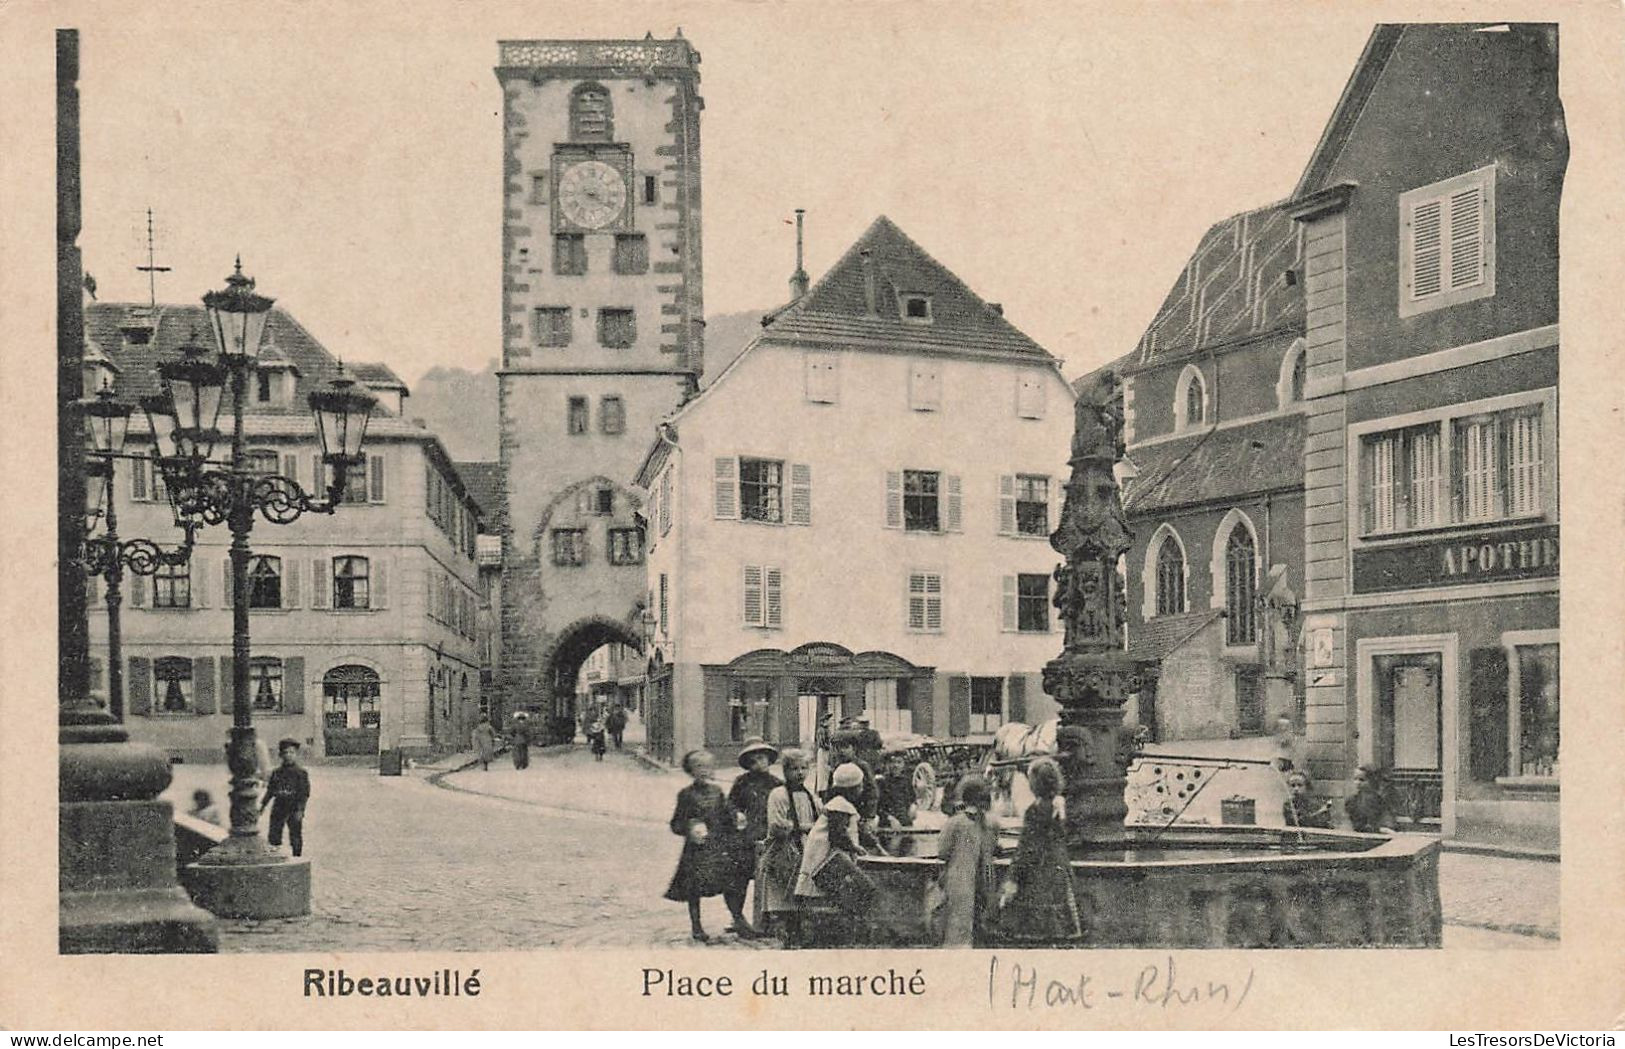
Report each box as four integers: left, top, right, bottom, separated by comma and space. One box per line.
910, 677, 934, 736
85, 573, 100, 608
1017, 375, 1045, 419
742, 565, 764, 626
128, 573, 147, 608
192, 560, 208, 609
789, 464, 812, 526
945, 474, 962, 532
764, 567, 783, 628
193, 657, 216, 715
220, 657, 234, 713
948, 676, 971, 738
1467, 647, 1510, 782
131, 456, 148, 501
713, 457, 738, 519
222, 558, 234, 608
373, 559, 388, 608
1002, 575, 1019, 631
659, 468, 673, 535
1408, 197, 1444, 299
703, 673, 730, 747
313, 455, 327, 496
282, 557, 300, 608
127, 657, 152, 715
1447, 183, 1484, 290
885, 471, 902, 528
311, 558, 330, 609
998, 475, 1016, 535
284, 656, 306, 714
282, 454, 299, 487
1007, 674, 1027, 724
370, 454, 386, 502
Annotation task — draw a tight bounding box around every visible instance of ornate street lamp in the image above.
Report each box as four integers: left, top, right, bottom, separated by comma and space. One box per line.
144, 260, 375, 916
78, 384, 195, 719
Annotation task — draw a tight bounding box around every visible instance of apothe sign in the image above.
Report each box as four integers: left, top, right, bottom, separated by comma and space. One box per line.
1353, 524, 1558, 594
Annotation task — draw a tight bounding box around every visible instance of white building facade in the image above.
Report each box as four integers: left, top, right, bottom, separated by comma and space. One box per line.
85, 303, 486, 763
636, 217, 1075, 765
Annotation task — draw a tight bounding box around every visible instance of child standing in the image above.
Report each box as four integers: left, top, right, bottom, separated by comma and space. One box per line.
936, 774, 998, 947
1283, 769, 1333, 829
664, 750, 755, 942
995, 758, 1081, 942
260, 738, 311, 857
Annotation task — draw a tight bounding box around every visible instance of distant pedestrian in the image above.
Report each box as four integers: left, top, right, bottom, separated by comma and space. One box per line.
187, 788, 223, 827
606, 704, 629, 750
472, 715, 497, 771
510, 711, 532, 770
936, 774, 997, 947
760, 748, 820, 944
728, 737, 781, 929
664, 750, 755, 942
994, 758, 1081, 943
1343, 764, 1393, 833
587, 711, 608, 761
260, 738, 310, 857
1283, 769, 1332, 829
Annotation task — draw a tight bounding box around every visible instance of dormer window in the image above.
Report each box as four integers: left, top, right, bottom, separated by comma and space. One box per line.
256, 370, 274, 403
900, 294, 933, 324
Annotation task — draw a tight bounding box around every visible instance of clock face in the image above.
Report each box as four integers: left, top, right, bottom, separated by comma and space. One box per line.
558, 160, 628, 230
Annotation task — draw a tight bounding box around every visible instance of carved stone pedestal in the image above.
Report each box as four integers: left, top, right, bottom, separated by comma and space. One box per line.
59, 715, 218, 953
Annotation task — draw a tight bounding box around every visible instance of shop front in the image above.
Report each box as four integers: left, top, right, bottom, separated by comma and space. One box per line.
699, 642, 933, 765
1347, 525, 1559, 851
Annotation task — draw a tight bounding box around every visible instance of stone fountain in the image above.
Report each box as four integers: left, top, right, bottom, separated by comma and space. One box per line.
856, 375, 1443, 948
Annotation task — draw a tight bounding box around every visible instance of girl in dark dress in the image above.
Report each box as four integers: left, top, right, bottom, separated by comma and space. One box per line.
664, 749, 754, 942
727, 737, 781, 935
1282, 769, 1333, 829
996, 758, 1082, 943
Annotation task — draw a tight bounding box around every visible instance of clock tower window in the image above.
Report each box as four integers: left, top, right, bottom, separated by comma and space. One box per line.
570, 82, 614, 142
613, 234, 649, 275
554, 234, 588, 276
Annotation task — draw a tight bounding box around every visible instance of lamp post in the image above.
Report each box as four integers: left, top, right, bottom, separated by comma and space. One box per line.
146, 259, 375, 917
79, 384, 196, 719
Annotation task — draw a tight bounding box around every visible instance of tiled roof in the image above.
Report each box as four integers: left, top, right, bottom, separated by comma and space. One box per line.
85, 302, 394, 418
453, 460, 504, 523
1127, 609, 1223, 662
761, 216, 1055, 362
1125, 414, 1305, 514
1130, 201, 1304, 367
351, 361, 408, 390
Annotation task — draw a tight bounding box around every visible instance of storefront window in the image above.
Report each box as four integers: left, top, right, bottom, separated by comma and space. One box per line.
1516, 644, 1559, 777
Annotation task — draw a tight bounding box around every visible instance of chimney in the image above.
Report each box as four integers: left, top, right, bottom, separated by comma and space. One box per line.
987, 302, 1004, 317
788, 208, 809, 301
860, 248, 877, 316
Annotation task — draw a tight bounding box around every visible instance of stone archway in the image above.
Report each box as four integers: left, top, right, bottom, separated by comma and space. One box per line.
533, 614, 643, 739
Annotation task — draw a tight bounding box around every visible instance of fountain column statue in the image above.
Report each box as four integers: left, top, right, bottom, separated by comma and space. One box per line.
1043, 373, 1148, 849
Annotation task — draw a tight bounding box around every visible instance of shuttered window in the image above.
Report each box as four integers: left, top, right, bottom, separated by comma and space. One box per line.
907, 572, 943, 632
909, 361, 941, 411
659, 467, 673, 535
1017, 374, 1046, 419
1400, 166, 1496, 316
741, 565, 783, 628
804, 352, 839, 404
789, 463, 812, 526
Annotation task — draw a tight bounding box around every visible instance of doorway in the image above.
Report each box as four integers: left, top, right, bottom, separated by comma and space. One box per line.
1357, 634, 1456, 834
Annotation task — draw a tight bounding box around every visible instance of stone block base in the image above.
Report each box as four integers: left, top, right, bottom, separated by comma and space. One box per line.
183, 855, 312, 918
60, 887, 221, 954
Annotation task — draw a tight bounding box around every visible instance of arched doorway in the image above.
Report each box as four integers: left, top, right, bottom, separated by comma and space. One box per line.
533, 615, 643, 743
323, 664, 381, 755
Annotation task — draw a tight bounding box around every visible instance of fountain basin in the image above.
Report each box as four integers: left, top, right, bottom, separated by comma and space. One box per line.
856, 823, 1441, 948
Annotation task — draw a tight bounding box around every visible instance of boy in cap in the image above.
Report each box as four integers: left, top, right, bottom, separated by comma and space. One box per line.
260, 738, 311, 857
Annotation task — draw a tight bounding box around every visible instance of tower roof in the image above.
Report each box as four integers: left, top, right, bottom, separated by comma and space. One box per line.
761, 216, 1054, 363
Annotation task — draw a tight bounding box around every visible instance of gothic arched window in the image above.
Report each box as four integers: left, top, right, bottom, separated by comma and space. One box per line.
1155, 537, 1186, 616
570, 82, 613, 142
1225, 524, 1257, 645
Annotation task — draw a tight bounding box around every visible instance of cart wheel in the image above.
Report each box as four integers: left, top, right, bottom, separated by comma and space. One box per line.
912, 761, 938, 811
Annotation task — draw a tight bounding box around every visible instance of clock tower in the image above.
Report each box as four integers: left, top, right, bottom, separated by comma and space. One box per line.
494, 37, 704, 727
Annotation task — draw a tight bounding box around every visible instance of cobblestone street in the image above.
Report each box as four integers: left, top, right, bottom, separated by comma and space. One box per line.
162, 746, 1558, 952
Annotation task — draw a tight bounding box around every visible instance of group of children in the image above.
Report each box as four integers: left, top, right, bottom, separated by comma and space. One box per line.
184, 737, 311, 857
663, 734, 1085, 948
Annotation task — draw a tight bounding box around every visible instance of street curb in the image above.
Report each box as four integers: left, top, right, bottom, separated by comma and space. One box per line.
630, 747, 672, 774
1441, 840, 1560, 863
